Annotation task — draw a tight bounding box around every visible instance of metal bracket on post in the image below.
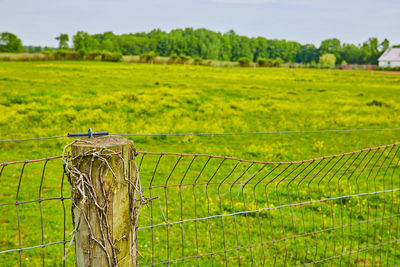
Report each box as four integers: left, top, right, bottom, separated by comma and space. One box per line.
68, 136, 137, 266
67, 129, 109, 138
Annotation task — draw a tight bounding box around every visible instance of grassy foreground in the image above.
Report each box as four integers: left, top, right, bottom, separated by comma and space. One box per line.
0, 62, 400, 266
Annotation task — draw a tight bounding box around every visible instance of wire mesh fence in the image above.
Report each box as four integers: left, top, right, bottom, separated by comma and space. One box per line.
135, 143, 400, 266
1, 142, 400, 266
0, 156, 74, 266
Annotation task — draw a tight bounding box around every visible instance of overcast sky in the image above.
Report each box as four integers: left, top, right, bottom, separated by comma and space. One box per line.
1, 0, 399, 47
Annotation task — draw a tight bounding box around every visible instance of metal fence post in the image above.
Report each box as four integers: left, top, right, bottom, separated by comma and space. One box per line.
69, 136, 137, 266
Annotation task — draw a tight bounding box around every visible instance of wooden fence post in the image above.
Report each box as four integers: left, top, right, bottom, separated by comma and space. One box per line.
70, 136, 137, 267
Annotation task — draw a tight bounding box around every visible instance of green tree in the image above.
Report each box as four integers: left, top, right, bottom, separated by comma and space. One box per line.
319, 53, 336, 66
24, 46, 42, 53
319, 38, 341, 63
220, 35, 232, 61
0, 32, 23, 52
73, 31, 99, 52
341, 43, 362, 64
253, 37, 269, 62
56, 34, 69, 49
296, 44, 318, 63
68, 29, 391, 66
98, 32, 121, 52
43, 46, 53, 52
360, 38, 380, 64
380, 38, 390, 52
99, 39, 115, 52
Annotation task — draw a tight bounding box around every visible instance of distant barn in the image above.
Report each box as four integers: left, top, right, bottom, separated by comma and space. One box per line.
378, 48, 400, 67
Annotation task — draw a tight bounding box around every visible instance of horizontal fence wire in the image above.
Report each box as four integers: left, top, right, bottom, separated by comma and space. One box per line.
1, 127, 400, 142
0, 157, 73, 267
0, 136, 68, 143
1, 142, 400, 266
0, 156, 64, 167
112, 127, 400, 137
134, 142, 400, 266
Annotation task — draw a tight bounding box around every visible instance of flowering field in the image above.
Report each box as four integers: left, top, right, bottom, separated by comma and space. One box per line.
0, 61, 400, 266
1, 62, 400, 161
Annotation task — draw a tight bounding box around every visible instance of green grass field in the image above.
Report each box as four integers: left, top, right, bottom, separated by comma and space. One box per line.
0, 61, 400, 266
1, 61, 400, 161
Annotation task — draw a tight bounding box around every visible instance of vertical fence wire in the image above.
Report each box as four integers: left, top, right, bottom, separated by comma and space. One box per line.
0, 157, 72, 266
135, 143, 400, 266
1, 143, 400, 266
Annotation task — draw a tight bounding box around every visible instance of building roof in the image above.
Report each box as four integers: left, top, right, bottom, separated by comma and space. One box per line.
379, 48, 400, 62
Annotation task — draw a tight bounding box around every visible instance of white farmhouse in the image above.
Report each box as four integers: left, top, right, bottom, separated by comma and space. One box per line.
378, 48, 400, 67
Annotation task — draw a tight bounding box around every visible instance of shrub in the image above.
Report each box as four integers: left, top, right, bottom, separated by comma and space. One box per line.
238, 57, 251, 67
42, 50, 53, 60
140, 51, 158, 63
168, 53, 179, 64
32, 54, 44, 61
0, 55, 11, 61
257, 58, 270, 67
257, 58, 282, 67
275, 58, 284, 67
309, 60, 317, 68
339, 60, 350, 70
67, 51, 78, 60
53, 50, 80, 60
179, 54, 190, 65
374, 66, 400, 71
193, 56, 203, 65
319, 53, 336, 66
76, 49, 86, 59
366, 100, 384, 107
86, 50, 102, 60
101, 51, 122, 62
19, 54, 32, 61
54, 49, 68, 60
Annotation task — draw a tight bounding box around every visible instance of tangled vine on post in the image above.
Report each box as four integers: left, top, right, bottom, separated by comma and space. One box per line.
62, 136, 149, 267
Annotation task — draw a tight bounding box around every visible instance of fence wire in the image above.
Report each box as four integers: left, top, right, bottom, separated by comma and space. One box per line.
0, 142, 400, 266
1, 127, 400, 142
135, 143, 400, 266
0, 157, 73, 266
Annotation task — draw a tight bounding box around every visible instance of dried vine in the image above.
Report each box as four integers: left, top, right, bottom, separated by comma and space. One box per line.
62, 139, 151, 266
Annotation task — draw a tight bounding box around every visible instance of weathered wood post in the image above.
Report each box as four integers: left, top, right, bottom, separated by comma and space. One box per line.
69, 136, 137, 267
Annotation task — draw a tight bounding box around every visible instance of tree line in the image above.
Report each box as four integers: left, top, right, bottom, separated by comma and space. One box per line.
1, 29, 396, 64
